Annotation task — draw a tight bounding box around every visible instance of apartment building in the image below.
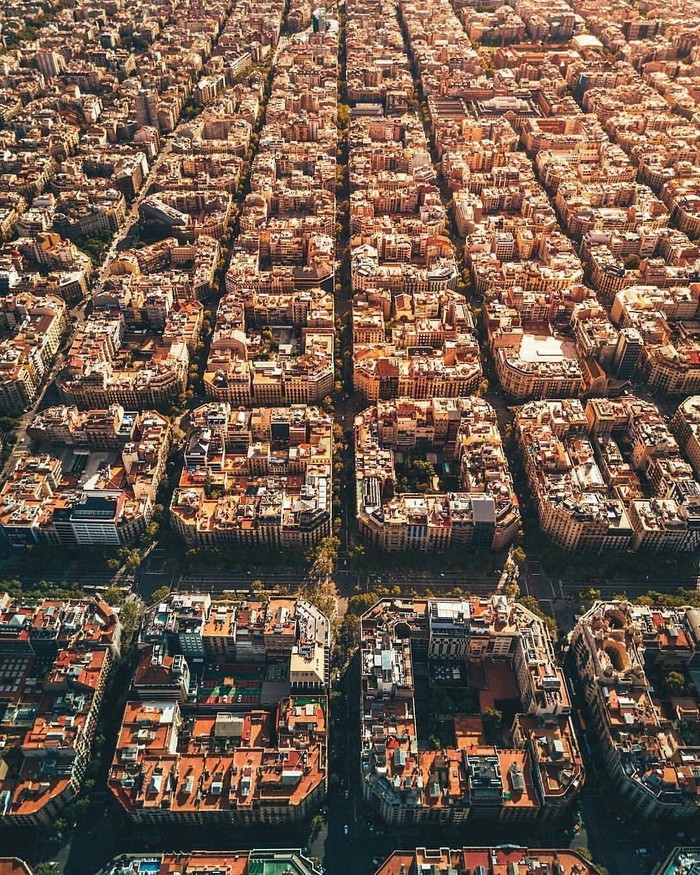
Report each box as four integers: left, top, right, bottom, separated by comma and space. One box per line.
97, 853, 322, 875
348, 110, 481, 401
0, 293, 66, 414
354, 398, 520, 552
346, 0, 412, 110
0, 0, 284, 438
214, 23, 338, 408
204, 286, 334, 405
360, 598, 582, 825
610, 284, 700, 394
494, 334, 585, 401
516, 397, 700, 553
109, 593, 330, 825
55, 249, 203, 409
0, 594, 120, 826
375, 847, 603, 875
671, 396, 700, 478
170, 403, 332, 547
0, 233, 92, 306
0, 407, 169, 547
572, 601, 700, 819
0, 0, 244, 264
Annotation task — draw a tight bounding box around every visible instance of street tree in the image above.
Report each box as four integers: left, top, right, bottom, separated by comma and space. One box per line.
150, 585, 171, 605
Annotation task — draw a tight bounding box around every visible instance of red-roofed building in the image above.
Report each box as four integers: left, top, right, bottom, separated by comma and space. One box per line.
360, 598, 582, 825
109, 595, 330, 824
0, 595, 119, 826
374, 847, 603, 875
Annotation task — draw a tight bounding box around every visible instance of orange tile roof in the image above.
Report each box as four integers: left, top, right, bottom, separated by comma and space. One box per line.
375, 848, 603, 875
0, 860, 32, 875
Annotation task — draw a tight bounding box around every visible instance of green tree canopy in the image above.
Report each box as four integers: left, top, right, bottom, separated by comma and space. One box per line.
150, 585, 171, 605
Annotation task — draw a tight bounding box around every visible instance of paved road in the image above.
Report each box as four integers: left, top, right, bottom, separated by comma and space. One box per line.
148, 567, 508, 599
172, 570, 310, 592
6, 554, 696, 604
526, 555, 698, 601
